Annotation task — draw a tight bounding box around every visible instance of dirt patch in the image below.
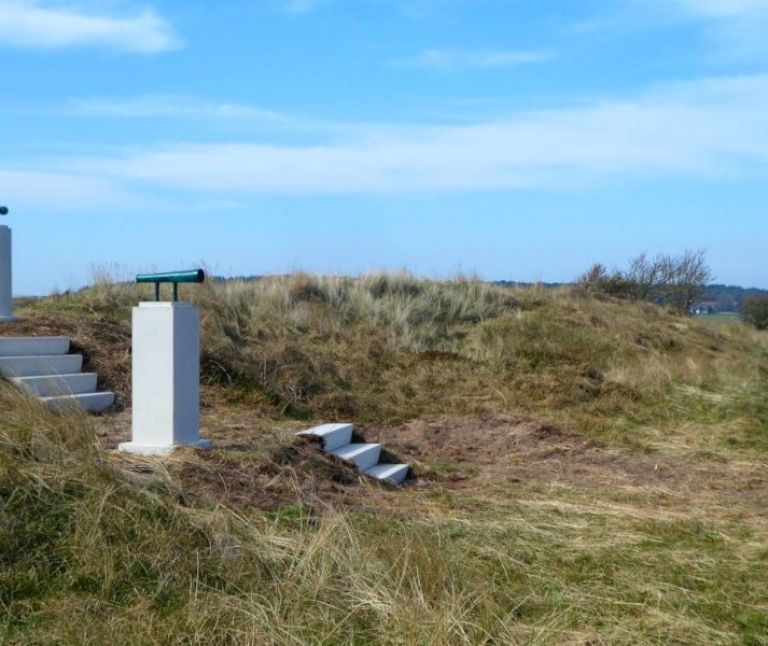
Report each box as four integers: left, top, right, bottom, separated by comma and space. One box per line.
168, 439, 370, 513
365, 412, 572, 467
98, 410, 397, 514
361, 413, 767, 504
96, 406, 768, 515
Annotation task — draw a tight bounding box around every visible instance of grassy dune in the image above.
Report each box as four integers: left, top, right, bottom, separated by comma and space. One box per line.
1, 275, 767, 644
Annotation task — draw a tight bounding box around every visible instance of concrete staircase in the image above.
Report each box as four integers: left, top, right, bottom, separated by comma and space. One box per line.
0, 336, 115, 412
299, 423, 410, 486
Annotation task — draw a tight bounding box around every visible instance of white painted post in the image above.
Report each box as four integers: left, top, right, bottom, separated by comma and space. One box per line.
0, 225, 15, 322
119, 302, 211, 455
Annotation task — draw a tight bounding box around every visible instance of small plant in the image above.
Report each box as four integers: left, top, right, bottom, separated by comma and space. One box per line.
741, 294, 768, 330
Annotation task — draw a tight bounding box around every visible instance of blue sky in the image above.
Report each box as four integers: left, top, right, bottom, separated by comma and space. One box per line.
1, 0, 767, 294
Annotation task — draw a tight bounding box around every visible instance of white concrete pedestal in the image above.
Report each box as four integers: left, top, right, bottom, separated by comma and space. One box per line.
0, 226, 15, 322
119, 302, 211, 456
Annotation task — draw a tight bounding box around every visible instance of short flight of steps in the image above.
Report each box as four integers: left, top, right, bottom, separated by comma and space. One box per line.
298, 423, 410, 486
0, 336, 115, 412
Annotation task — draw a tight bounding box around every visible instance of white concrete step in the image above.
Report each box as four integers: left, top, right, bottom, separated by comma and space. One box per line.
297, 423, 411, 487
0, 354, 83, 378
12, 373, 98, 397
298, 423, 354, 451
41, 391, 115, 413
0, 336, 70, 357
364, 463, 411, 486
330, 443, 382, 471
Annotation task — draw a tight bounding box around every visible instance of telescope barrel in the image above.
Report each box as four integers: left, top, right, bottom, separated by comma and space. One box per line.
136, 269, 206, 301
136, 269, 205, 285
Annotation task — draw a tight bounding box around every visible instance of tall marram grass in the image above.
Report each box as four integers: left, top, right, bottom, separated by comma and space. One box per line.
202, 272, 522, 355
0, 385, 536, 644
5, 275, 768, 643
27, 271, 768, 431
3, 383, 766, 644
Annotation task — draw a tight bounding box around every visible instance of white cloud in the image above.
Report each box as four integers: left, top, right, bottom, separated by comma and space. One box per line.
667, 0, 768, 61
0, 170, 129, 212
59, 94, 356, 136
674, 0, 768, 60
395, 48, 556, 71
11, 75, 768, 197
0, 1, 180, 53
63, 95, 287, 121
666, 0, 768, 18
284, 0, 320, 14
605, 0, 768, 61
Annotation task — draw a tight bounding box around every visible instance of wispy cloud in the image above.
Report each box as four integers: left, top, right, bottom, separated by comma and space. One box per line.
0, 1, 180, 54
592, 0, 768, 61
58, 94, 359, 136
283, 0, 320, 15
4, 74, 768, 205
665, 0, 768, 19
0, 169, 128, 211
63, 95, 287, 122
394, 48, 556, 71
666, 0, 768, 60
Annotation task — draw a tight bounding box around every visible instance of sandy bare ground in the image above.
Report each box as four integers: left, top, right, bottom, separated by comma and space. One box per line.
93, 407, 768, 535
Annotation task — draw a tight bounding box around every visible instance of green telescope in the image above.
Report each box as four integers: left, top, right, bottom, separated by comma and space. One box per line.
136, 269, 205, 302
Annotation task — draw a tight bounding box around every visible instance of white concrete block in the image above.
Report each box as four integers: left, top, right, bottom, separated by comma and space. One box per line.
0, 226, 14, 322
42, 391, 115, 413
119, 302, 211, 456
330, 443, 382, 471
364, 463, 410, 486
13, 372, 97, 397
0, 354, 83, 377
297, 423, 354, 451
0, 336, 70, 357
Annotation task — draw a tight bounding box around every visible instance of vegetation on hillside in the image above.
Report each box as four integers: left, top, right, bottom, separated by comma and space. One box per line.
698, 284, 768, 314
2, 274, 768, 643
577, 250, 712, 313
24, 271, 764, 431
741, 294, 768, 330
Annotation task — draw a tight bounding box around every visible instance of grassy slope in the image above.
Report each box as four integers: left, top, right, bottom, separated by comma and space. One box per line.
1, 274, 767, 644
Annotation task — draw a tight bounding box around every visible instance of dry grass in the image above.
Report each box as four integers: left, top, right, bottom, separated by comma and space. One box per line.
23, 272, 768, 430
2, 273, 768, 643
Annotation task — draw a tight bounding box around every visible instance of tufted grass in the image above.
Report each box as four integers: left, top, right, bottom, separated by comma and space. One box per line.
2, 273, 767, 643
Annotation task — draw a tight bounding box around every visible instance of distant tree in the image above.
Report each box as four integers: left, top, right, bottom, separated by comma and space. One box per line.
656, 250, 713, 313
577, 250, 712, 314
625, 253, 660, 301
741, 295, 768, 330
576, 264, 627, 297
